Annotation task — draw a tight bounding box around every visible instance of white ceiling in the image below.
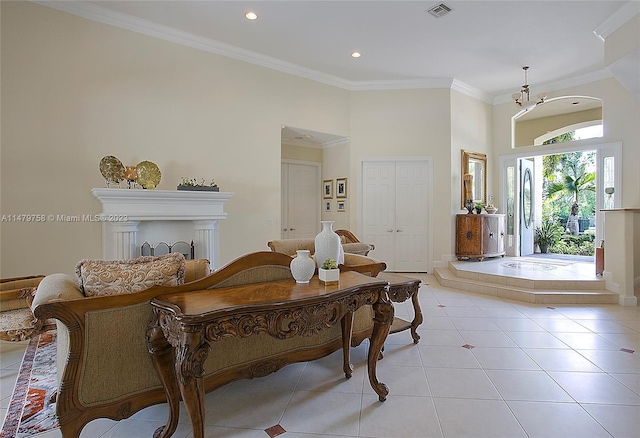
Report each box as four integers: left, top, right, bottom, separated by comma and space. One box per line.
42, 0, 638, 101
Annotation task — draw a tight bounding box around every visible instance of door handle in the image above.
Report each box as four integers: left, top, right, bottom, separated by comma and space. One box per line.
387, 229, 394, 232
289, 228, 296, 231
396, 229, 403, 232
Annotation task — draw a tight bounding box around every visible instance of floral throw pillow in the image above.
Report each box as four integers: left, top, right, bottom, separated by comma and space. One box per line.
76, 253, 186, 297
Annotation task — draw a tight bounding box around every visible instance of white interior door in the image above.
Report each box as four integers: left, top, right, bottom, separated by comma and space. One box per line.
395, 161, 430, 271
520, 158, 535, 256
362, 161, 395, 263
361, 159, 431, 272
282, 162, 320, 239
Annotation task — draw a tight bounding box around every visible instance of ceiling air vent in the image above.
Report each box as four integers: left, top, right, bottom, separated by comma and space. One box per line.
427, 3, 452, 18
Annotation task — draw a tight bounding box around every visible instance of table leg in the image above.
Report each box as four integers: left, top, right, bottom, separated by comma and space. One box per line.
410, 291, 423, 344
146, 312, 180, 438
175, 330, 211, 438
341, 312, 354, 378
368, 292, 394, 401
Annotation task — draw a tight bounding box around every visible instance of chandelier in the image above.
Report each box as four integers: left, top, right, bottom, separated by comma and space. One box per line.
512, 66, 546, 111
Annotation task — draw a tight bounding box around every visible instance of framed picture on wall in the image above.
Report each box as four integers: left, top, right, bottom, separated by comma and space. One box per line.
336, 178, 347, 198
337, 200, 346, 212
324, 200, 331, 212
323, 180, 333, 199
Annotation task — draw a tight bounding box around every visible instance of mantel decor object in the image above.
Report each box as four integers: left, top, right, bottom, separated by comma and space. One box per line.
124, 166, 138, 189
135, 161, 161, 190
290, 250, 315, 284
177, 178, 219, 191
314, 221, 343, 268
99, 155, 125, 188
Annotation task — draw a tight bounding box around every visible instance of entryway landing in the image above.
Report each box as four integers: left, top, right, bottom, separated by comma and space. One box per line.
434, 256, 618, 305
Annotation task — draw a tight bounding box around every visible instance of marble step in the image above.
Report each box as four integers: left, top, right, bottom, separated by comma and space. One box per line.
434, 265, 618, 304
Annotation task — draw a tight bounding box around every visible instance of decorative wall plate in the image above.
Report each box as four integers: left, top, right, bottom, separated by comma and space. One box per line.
99, 156, 125, 184
136, 161, 161, 189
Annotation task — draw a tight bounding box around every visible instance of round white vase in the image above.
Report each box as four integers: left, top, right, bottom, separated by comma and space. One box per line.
290, 250, 315, 284
314, 221, 344, 269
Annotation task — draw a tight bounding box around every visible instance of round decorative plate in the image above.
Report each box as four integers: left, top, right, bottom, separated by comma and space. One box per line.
136, 161, 161, 189
99, 155, 125, 183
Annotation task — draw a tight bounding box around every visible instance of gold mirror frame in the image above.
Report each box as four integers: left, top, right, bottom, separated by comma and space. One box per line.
461, 150, 487, 209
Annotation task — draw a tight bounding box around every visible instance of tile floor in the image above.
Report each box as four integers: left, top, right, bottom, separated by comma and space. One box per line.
1, 272, 639, 438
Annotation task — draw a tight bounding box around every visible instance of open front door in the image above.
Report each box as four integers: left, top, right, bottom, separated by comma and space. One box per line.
520, 159, 535, 256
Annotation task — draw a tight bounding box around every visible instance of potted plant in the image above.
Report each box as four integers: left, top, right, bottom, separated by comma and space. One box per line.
177, 178, 219, 191
474, 203, 483, 214
318, 258, 339, 285
534, 216, 562, 253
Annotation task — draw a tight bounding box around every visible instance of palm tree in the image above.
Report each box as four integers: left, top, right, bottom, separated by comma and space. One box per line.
544, 152, 595, 233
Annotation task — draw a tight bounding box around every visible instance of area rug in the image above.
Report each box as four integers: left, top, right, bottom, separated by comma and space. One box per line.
1, 331, 58, 438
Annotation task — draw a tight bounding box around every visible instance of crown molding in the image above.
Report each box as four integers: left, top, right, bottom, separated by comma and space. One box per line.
593, 1, 640, 41
348, 78, 454, 91
30, 1, 619, 105
32, 1, 354, 90
30, 1, 476, 97
493, 69, 614, 105
451, 79, 494, 104
281, 137, 349, 149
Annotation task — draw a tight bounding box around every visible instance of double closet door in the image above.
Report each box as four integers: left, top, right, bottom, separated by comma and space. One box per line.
361, 159, 431, 272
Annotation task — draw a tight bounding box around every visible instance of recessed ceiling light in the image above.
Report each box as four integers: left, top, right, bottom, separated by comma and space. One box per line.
351, 52, 362, 58
245, 11, 258, 20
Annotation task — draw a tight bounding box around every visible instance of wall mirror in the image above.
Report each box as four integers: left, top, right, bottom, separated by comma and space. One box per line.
461, 150, 487, 209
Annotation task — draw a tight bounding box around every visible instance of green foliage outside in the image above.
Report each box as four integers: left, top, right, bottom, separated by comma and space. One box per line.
541, 151, 596, 256
550, 233, 595, 256
534, 214, 562, 252
543, 131, 575, 145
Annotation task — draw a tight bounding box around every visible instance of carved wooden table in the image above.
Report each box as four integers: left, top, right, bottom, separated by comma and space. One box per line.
378, 273, 423, 343
147, 272, 394, 438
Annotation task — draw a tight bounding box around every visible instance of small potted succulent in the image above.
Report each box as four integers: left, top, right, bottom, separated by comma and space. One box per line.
318, 258, 339, 286
474, 203, 484, 214
177, 178, 219, 191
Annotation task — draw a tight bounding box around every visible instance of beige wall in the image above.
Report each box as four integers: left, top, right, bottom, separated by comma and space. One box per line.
450, 90, 494, 256
2, 2, 638, 278
349, 88, 452, 265
1, 2, 349, 276
281, 144, 322, 163
321, 143, 350, 228
605, 14, 640, 65
492, 77, 640, 209
515, 108, 602, 147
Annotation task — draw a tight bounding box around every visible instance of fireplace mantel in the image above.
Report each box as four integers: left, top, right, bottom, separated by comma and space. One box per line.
92, 188, 233, 268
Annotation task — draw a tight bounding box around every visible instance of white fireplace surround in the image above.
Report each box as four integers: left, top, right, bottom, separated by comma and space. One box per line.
92, 188, 233, 269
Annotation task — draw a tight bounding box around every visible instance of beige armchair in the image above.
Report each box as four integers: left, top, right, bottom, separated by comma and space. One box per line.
267, 230, 384, 277
32, 252, 376, 438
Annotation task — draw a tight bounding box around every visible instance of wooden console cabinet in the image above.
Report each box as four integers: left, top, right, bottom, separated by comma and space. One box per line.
456, 214, 505, 261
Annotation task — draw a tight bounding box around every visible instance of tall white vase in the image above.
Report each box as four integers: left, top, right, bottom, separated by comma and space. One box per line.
290, 250, 315, 283
314, 221, 344, 268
